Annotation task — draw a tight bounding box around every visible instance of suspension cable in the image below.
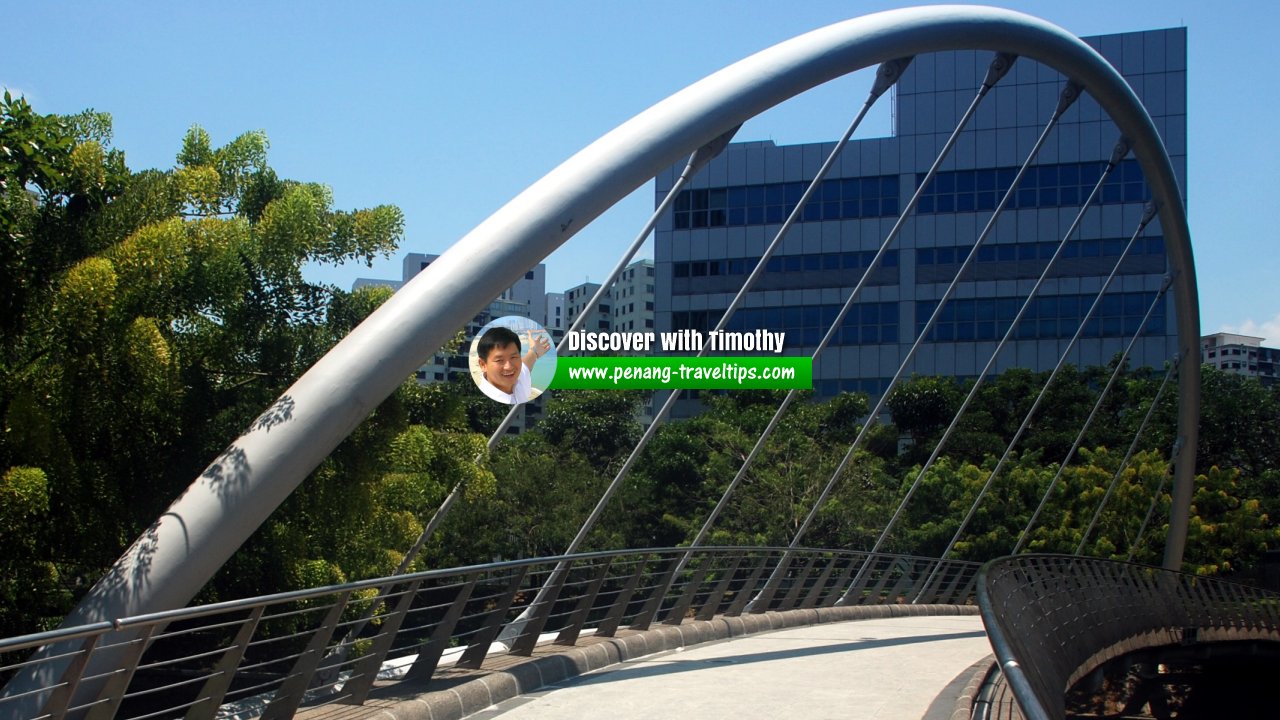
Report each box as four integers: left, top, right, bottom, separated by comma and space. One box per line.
880, 135, 1132, 601
1011, 274, 1173, 553
498, 58, 913, 639
389, 127, 741, 579
1129, 435, 1184, 562
693, 51, 1018, 608
914, 249, 1168, 593
1075, 354, 1179, 555
558, 57, 912, 562
780, 55, 1025, 579
671, 58, 915, 573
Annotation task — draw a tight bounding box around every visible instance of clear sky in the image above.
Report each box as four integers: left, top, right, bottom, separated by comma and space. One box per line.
5, 0, 1277, 343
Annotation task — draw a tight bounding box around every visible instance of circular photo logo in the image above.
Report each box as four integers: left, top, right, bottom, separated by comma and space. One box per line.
469, 315, 556, 405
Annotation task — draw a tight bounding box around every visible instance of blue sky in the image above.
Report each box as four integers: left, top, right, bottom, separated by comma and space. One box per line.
5, 1, 1277, 343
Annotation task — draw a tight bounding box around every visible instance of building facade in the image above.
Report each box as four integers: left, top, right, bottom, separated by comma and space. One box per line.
544, 292, 566, 339
565, 282, 611, 333
1201, 333, 1279, 386
611, 260, 656, 337
653, 28, 1187, 410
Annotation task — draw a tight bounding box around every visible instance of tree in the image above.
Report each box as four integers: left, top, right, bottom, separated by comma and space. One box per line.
1193, 367, 1280, 479
533, 390, 644, 468
624, 390, 875, 549
0, 98, 449, 633
884, 375, 962, 464
1179, 465, 1280, 575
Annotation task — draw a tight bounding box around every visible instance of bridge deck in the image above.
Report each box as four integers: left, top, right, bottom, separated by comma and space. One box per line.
469, 615, 990, 719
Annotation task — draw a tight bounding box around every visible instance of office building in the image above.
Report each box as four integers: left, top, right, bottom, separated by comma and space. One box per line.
545, 292, 566, 338
1201, 333, 1279, 386
565, 282, 611, 333
611, 260, 657, 337
653, 28, 1186, 413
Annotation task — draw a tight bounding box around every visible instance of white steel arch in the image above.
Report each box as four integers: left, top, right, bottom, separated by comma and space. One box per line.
50, 2, 1201, 636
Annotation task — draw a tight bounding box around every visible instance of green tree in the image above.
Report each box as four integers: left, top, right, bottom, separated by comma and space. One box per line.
534, 390, 644, 468
1193, 367, 1280, 479
0, 98, 463, 633
884, 375, 962, 464
624, 390, 874, 549
1179, 465, 1280, 575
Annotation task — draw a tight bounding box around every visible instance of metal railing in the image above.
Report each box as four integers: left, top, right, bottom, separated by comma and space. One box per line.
0, 547, 979, 720
977, 554, 1280, 720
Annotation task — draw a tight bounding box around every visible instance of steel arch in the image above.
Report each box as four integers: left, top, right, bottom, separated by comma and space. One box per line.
51, 1, 1203, 638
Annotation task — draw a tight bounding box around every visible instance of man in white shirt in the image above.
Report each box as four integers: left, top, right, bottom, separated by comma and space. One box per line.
475, 326, 551, 404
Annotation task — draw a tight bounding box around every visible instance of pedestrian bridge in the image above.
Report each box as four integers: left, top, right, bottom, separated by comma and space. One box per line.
4, 548, 1277, 719
5, 5, 1278, 720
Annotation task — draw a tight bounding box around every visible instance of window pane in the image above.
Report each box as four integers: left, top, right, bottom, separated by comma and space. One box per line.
976, 169, 996, 191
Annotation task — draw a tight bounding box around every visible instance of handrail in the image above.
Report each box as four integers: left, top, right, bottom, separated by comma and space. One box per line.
977, 554, 1280, 720
0, 547, 979, 719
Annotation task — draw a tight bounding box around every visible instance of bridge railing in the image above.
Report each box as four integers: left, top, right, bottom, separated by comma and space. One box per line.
977, 554, 1280, 720
1, 547, 978, 720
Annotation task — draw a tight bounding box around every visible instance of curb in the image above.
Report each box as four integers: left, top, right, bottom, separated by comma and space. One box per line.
927, 654, 996, 720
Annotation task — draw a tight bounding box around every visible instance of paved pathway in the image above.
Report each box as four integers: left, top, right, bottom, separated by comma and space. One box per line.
466, 615, 990, 720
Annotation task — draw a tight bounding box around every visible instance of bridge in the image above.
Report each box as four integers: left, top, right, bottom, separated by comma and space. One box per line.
3, 6, 1277, 720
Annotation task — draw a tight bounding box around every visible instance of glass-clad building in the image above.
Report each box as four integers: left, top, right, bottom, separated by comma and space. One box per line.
654, 27, 1186, 410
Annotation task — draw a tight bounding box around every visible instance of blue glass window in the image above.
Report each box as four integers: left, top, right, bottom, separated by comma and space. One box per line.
672, 174, 901, 229
913, 159, 1152, 215
916, 292, 1165, 343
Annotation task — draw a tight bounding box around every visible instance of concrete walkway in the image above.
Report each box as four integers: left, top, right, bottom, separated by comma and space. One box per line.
466, 615, 991, 720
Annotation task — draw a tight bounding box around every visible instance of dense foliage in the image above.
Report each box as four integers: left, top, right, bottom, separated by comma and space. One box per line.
457, 368, 1277, 577
0, 95, 490, 636
3, 95, 1278, 641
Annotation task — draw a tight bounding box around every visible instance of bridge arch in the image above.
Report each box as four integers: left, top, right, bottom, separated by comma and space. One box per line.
3, 8, 1204, 717
38, 0, 1203, 661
